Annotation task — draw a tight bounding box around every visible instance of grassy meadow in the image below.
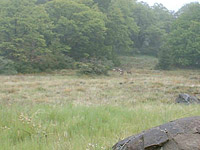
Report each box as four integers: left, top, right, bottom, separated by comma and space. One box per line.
0, 56, 200, 150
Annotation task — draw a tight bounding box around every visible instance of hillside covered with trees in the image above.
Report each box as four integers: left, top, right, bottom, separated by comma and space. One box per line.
0, 0, 199, 74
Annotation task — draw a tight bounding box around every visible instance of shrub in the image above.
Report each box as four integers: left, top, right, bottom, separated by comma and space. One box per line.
15, 54, 76, 74
77, 58, 114, 75
0, 56, 17, 75
156, 45, 172, 70
40, 54, 76, 71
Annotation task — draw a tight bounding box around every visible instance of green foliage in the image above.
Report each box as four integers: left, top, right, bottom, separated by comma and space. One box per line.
45, 0, 108, 59
0, 0, 199, 73
105, 0, 138, 54
35, 54, 75, 72
156, 47, 171, 70
132, 2, 174, 56
93, 0, 112, 12
0, 0, 54, 73
0, 56, 17, 74
158, 2, 200, 68
77, 58, 114, 75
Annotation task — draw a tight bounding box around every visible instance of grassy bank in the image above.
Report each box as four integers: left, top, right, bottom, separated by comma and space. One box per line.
1, 103, 200, 150
0, 56, 200, 149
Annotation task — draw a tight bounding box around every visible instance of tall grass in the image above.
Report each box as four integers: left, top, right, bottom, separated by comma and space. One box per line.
1, 56, 200, 149
1, 103, 200, 150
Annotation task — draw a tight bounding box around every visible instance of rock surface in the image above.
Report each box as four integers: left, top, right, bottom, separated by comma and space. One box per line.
112, 116, 200, 150
175, 93, 200, 104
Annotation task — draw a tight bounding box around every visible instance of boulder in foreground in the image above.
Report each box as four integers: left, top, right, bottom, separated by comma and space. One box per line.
113, 116, 200, 150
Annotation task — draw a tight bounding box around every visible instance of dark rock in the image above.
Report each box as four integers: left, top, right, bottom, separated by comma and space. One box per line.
175, 93, 200, 104
143, 128, 169, 149
112, 116, 200, 150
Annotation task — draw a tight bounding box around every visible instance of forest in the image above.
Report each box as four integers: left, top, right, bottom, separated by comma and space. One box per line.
0, 0, 199, 74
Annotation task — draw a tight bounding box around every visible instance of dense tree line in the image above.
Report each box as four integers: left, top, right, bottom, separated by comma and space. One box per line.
158, 2, 200, 69
0, 0, 199, 74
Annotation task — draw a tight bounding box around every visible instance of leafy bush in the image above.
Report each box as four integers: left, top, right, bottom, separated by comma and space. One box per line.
41, 54, 76, 71
156, 48, 171, 70
161, 3, 200, 69
0, 57, 17, 75
77, 58, 114, 75
14, 54, 76, 74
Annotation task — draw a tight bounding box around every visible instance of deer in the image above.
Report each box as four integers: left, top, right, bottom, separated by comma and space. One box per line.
113, 68, 124, 75
113, 68, 132, 75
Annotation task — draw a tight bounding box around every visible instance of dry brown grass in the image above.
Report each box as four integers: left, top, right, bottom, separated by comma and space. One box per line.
0, 56, 199, 106
0, 56, 200, 150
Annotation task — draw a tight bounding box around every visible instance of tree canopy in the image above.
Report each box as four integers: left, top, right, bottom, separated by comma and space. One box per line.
158, 2, 200, 69
0, 0, 199, 74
